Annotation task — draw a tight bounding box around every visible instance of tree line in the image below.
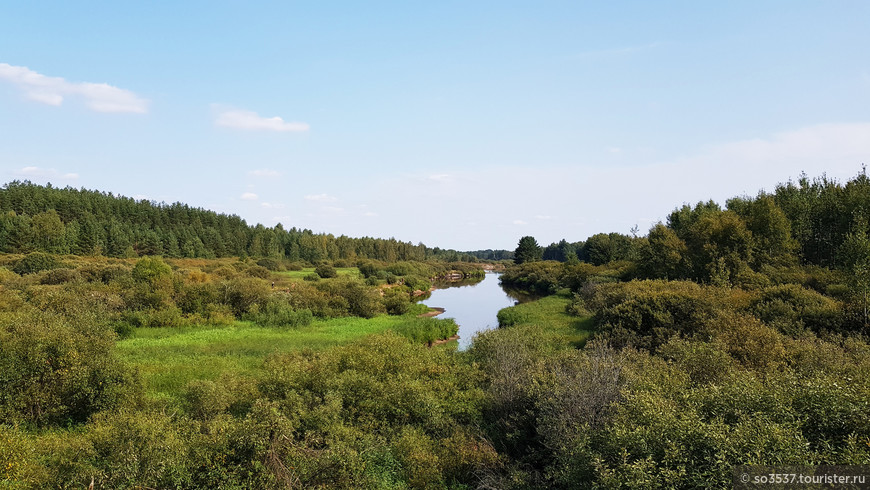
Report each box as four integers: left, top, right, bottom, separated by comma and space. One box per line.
0, 181, 478, 262
517, 170, 870, 285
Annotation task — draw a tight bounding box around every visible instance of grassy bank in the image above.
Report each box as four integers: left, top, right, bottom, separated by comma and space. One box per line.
495, 292, 594, 346
117, 305, 438, 402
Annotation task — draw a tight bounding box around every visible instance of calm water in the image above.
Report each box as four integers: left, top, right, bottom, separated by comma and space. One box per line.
420, 272, 524, 350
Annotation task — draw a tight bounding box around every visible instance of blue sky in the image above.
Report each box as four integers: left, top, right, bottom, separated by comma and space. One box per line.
1, 1, 868, 250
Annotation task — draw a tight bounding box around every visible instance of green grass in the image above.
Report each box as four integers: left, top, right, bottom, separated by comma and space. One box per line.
276, 267, 361, 281
117, 313, 421, 402
496, 293, 594, 346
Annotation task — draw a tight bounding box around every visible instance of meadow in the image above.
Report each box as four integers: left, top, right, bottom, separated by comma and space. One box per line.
117, 305, 435, 402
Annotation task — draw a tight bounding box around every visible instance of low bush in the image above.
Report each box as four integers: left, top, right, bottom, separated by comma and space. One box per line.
39, 267, 80, 285
315, 262, 337, 278
244, 264, 270, 279
12, 252, 60, 275
256, 257, 282, 271
243, 295, 313, 328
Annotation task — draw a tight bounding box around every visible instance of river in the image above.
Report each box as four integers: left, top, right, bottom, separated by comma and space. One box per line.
420, 271, 526, 350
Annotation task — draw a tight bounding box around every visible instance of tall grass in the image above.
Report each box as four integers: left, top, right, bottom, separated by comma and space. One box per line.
496, 293, 593, 346
117, 313, 439, 401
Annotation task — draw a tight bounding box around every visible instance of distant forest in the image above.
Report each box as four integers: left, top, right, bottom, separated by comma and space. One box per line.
0, 181, 478, 262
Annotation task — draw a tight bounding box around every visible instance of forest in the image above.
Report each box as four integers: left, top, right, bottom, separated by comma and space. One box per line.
0, 181, 478, 262
2, 171, 870, 488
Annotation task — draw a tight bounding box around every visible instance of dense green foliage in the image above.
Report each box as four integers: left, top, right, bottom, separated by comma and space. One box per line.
4, 171, 870, 488
0, 181, 481, 262
513, 235, 543, 264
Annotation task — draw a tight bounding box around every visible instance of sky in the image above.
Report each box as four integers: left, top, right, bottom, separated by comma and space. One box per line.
1, 1, 869, 251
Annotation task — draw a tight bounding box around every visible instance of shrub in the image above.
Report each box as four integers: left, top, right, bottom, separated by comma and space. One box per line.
175, 281, 220, 315
211, 265, 237, 279
244, 265, 270, 278
303, 272, 320, 281
78, 263, 131, 284
131, 256, 172, 285
285, 262, 304, 271
121, 306, 187, 328
183, 380, 230, 420
583, 280, 720, 350
223, 277, 270, 316
750, 284, 843, 335
39, 267, 80, 285
0, 310, 139, 427
357, 261, 380, 278
244, 295, 313, 328
256, 257, 282, 271
315, 263, 337, 278
383, 288, 411, 315
499, 261, 563, 295
12, 252, 60, 275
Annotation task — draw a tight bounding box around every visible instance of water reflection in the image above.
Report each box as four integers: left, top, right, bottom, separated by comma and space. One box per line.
419, 272, 526, 350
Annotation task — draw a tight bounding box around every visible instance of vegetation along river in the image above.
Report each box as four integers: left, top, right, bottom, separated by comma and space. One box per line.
420, 271, 528, 349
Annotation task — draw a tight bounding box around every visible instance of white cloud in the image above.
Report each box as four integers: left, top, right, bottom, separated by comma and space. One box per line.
535, 215, 553, 220
13, 166, 79, 180
240, 192, 258, 201
215, 109, 309, 132
513, 220, 528, 225
305, 193, 337, 202
249, 169, 281, 178
0, 63, 148, 113
363, 211, 378, 217
260, 202, 285, 209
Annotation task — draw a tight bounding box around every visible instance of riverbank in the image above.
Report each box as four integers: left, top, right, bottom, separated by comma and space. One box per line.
418, 306, 445, 318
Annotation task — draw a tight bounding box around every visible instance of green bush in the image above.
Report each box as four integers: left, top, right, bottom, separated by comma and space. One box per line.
500, 261, 563, 295
383, 288, 411, 315
121, 306, 187, 328
39, 267, 80, 285
315, 278, 385, 318
183, 380, 230, 420
223, 277, 270, 316
315, 262, 337, 278
244, 264, 270, 278
256, 257, 282, 271
285, 261, 304, 271
131, 256, 172, 285
12, 252, 60, 275
0, 310, 139, 427
243, 295, 313, 328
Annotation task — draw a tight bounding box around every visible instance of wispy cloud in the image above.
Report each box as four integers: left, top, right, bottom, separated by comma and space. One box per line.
513, 220, 528, 225
0, 63, 148, 113
13, 166, 79, 180
249, 168, 281, 178
240, 192, 258, 201
261, 202, 285, 209
427, 174, 453, 183
215, 109, 309, 132
305, 193, 338, 202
